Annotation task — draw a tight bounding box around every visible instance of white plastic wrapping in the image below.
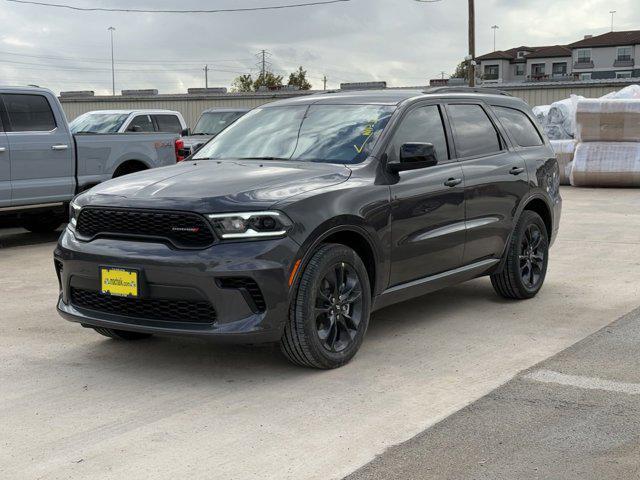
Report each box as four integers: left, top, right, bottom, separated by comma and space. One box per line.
543, 95, 583, 140
600, 84, 640, 100
550, 140, 576, 185
576, 99, 640, 142
571, 142, 640, 187
532, 105, 550, 126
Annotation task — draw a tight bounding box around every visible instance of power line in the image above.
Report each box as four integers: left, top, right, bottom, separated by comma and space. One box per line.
5, 0, 352, 13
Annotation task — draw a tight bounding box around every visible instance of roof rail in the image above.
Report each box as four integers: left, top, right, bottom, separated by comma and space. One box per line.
423, 86, 512, 96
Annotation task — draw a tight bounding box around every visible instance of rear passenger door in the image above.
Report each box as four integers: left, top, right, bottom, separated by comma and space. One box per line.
152, 114, 183, 133
388, 103, 466, 286
445, 102, 529, 265
1, 92, 75, 206
126, 114, 154, 132
0, 114, 10, 207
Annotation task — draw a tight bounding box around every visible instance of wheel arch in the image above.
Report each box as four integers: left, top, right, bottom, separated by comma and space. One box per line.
112, 159, 150, 178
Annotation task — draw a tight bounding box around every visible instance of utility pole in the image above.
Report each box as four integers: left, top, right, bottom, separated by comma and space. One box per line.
204, 65, 209, 88
108, 26, 116, 96
323, 75, 327, 90
440, 71, 446, 79
610, 10, 616, 31
491, 25, 499, 51
468, 0, 475, 87
260, 49, 267, 77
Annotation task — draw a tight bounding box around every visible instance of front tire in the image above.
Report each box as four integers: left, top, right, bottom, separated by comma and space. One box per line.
93, 327, 152, 341
491, 210, 549, 299
280, 243, 371, 369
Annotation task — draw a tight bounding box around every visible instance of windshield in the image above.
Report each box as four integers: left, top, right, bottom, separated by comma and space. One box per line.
193, 104, 395, 164
69, 113, 129, 134
193, 111, 247, 135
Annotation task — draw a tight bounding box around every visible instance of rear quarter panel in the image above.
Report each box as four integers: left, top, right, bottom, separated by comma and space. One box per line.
74, 133, 179, 189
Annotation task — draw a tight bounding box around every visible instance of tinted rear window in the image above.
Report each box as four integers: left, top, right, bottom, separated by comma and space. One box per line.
1, 94, 56, 132
447, 104, 501, 158
493, 106, 543, 147
154, 115, 183, 133
128, 115, 154, 132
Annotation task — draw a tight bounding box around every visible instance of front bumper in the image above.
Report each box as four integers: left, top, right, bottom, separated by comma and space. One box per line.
54, 227, 300, 343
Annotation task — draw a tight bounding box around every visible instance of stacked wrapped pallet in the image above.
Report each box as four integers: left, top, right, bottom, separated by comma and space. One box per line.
550, 140, 576, 185
572, 97, 640, 187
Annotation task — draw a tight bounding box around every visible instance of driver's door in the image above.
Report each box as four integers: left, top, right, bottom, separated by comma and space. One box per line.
388, 104, 466, 286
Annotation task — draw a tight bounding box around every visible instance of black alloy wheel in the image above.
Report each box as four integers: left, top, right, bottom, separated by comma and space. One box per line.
519, 223, 545, 289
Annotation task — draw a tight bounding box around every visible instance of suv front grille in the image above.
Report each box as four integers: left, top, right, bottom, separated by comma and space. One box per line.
76, 207, 215, 249
70, 287, 217, 324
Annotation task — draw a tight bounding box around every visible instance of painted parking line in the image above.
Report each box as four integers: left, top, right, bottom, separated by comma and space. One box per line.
525, 369, 640, 395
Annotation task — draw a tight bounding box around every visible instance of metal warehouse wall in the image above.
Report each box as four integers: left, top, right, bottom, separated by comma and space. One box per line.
59, 81, 637, 126
59, 91, 315, 127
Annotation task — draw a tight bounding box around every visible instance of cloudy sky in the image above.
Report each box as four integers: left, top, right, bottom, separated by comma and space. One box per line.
0, 0, 638, 95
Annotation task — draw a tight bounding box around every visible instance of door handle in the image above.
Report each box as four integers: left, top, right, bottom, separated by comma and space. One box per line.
0, 147, 5, 152
510, 166, 525, 175
444, 178, 463, 187
51, 144, 69, 151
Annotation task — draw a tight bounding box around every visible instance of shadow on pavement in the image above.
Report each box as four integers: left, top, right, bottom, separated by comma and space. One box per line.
0, 227, 64, 249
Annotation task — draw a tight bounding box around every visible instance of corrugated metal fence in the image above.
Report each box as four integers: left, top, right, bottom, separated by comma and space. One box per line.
59, 81, 637, 128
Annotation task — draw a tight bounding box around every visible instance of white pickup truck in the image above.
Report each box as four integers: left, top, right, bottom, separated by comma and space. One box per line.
0, 86, 184, 232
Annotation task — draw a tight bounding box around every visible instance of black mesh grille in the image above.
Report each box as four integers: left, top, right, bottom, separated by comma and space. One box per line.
76, 208, 215, 249
70, 287, 217, 324
217, 277, 266, 313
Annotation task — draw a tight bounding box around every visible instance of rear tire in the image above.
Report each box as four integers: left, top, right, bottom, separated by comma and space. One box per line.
280, 243, 371, 369
93, 327, 152, 341
491, 210, 549, 300
113, 162, 147, 178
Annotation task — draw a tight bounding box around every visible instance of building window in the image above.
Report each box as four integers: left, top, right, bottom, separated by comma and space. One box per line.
514, 64, 525, 76
517, 51, 527, 59
552, 62, 567, 76
531, 63, 546, 76
617, 46, 632, 62
484, 65, 499, 80
579, 73, 592, 80
616, 71, 632, 79
576, 49, 592, 63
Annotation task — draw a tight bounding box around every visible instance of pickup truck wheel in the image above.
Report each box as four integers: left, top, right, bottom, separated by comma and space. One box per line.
21, 214, 63, 233
280, 243, 371, 369
93, 327, 152, 341
491, 210, 549, 300
113, 162, 147, 178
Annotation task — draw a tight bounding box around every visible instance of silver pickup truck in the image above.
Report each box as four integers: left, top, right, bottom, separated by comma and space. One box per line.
0, 86, 183, 232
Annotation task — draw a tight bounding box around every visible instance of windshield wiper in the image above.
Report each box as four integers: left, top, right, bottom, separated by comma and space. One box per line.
239, 156, 290, 161
73, 130, 99, 134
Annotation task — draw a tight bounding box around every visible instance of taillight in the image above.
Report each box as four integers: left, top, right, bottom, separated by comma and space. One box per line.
175, 138, 185, 162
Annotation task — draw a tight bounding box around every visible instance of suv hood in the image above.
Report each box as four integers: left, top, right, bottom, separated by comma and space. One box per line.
83, 159, 352, 212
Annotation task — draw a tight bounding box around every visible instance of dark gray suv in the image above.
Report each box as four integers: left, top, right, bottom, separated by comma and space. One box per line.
55, 88, 562, 369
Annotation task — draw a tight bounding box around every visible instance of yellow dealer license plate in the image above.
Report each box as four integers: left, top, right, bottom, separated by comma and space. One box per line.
100, 268, 139, 298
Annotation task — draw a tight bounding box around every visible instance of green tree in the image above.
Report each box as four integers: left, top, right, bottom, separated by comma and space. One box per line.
451, 59, 470, 80
231, 74, 254, 92
253, 72, 284, 91
288, 66, 312, 90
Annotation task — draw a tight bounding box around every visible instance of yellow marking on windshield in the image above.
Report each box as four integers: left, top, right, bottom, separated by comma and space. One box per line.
354, 120, 376, 154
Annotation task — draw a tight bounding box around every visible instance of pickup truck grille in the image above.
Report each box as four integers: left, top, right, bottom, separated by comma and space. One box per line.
76, 207, 215, 249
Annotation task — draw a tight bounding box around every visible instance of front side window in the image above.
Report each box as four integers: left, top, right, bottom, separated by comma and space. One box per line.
552, 62, 567, 75
617, 46, 632, 61
577, 49, 591, 63
193, 111, 247, 135
154, 115, 183, 133
127, 115, 154, 132
447, 104, 502, 158
194, 104, 395, 165
1, 94, 56, 132
69, 113, 129, 134
494, 106, 543, 147
386, 105, 448, 163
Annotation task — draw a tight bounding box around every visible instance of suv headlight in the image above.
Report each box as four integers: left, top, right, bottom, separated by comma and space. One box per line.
69, 200, 82, 227
207, 211, 292, 239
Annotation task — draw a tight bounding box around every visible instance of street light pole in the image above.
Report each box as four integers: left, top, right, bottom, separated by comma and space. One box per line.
491, 25, 499, 52
108, 26, 116, 96
468, 0, 475, 87
609, 10, 616, 31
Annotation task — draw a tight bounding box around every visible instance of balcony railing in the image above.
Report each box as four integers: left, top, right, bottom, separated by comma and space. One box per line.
613, 59, 635, 67
526, 74, 579, 82
574, 60, 594, 69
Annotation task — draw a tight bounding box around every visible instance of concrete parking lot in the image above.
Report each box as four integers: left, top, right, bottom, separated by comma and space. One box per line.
1, 186, 639, 480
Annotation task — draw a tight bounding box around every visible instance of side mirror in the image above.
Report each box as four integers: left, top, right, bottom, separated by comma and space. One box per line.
129, 125, 143, 133
388, 143, 438, 173
181, 128, 191, 137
